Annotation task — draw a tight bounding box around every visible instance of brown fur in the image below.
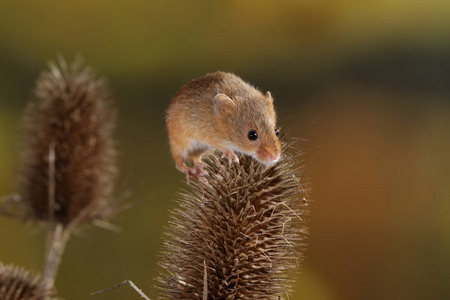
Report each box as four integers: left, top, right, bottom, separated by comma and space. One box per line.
166, 72, 281, 175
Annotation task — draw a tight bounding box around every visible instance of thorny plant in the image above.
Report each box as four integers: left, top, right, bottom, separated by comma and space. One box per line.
0, 56, 121, 299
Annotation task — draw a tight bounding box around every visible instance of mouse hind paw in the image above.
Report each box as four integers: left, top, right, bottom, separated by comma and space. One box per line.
184, 163, 209, 184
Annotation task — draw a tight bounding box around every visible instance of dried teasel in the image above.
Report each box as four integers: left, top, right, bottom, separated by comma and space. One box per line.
157, 149, 309, 299
0, 263, 58, 300
19, 56, 117, 227
8, 57, 121, 288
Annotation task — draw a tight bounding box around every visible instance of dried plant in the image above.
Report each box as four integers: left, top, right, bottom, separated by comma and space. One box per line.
157, 149, 309, 300
0, 57, 120, 288
0, 263, 58, 300
20, 57, 117, 226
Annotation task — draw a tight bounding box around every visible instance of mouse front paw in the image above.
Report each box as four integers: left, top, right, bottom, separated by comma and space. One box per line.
221, 150, 239, 166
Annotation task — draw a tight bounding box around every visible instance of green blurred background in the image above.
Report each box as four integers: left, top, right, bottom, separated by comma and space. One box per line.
1, 1, 449, 299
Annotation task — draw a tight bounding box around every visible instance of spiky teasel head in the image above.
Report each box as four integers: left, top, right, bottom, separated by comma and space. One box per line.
0, 263, 58, 300
19, 56, 118, 227
157, 149, 309, 299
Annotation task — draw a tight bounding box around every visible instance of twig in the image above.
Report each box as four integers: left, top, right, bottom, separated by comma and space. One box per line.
91, 280, 151, 300
92, 219, 123, 233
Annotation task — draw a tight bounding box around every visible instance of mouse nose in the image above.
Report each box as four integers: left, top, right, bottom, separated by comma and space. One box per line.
268, 152, 280, 163
258, 147, 281, 164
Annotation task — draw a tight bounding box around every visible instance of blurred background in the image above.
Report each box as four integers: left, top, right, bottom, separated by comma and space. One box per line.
0, 1, 449, 299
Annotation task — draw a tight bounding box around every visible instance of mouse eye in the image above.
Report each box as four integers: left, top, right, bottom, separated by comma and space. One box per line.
248, 129, 258, 141
275, 128, 280, 136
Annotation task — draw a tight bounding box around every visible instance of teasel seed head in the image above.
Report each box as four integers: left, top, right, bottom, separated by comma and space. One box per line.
157, 149, 309, 299
19, 56, 117, 227
0, 263, 58, 300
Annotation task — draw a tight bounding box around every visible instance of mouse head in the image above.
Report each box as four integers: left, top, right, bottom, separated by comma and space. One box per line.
213, 91, 282, 165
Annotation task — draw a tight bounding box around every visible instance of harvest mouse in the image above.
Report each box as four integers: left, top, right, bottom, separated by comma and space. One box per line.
166, 71, 281, 181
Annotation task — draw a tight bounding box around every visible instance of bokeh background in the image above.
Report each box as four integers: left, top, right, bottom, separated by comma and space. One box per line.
1, 1, 449, 299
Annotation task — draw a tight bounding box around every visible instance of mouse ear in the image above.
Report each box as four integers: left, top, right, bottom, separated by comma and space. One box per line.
213, 93, 235, 114
265, 91, 273, 102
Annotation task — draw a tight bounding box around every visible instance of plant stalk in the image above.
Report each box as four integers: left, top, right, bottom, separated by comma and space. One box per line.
43, 223, 70, 289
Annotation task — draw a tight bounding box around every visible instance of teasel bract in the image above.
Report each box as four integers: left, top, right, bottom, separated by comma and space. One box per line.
157, 149, 309, 300
16, 57, 118, 288
0, 263, 58, 300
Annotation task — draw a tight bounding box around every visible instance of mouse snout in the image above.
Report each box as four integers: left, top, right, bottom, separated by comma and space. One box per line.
257, 145, 281, 165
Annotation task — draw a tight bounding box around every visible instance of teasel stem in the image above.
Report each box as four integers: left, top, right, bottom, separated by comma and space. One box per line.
42, 140, 70, 288
43, 223, 70, 289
